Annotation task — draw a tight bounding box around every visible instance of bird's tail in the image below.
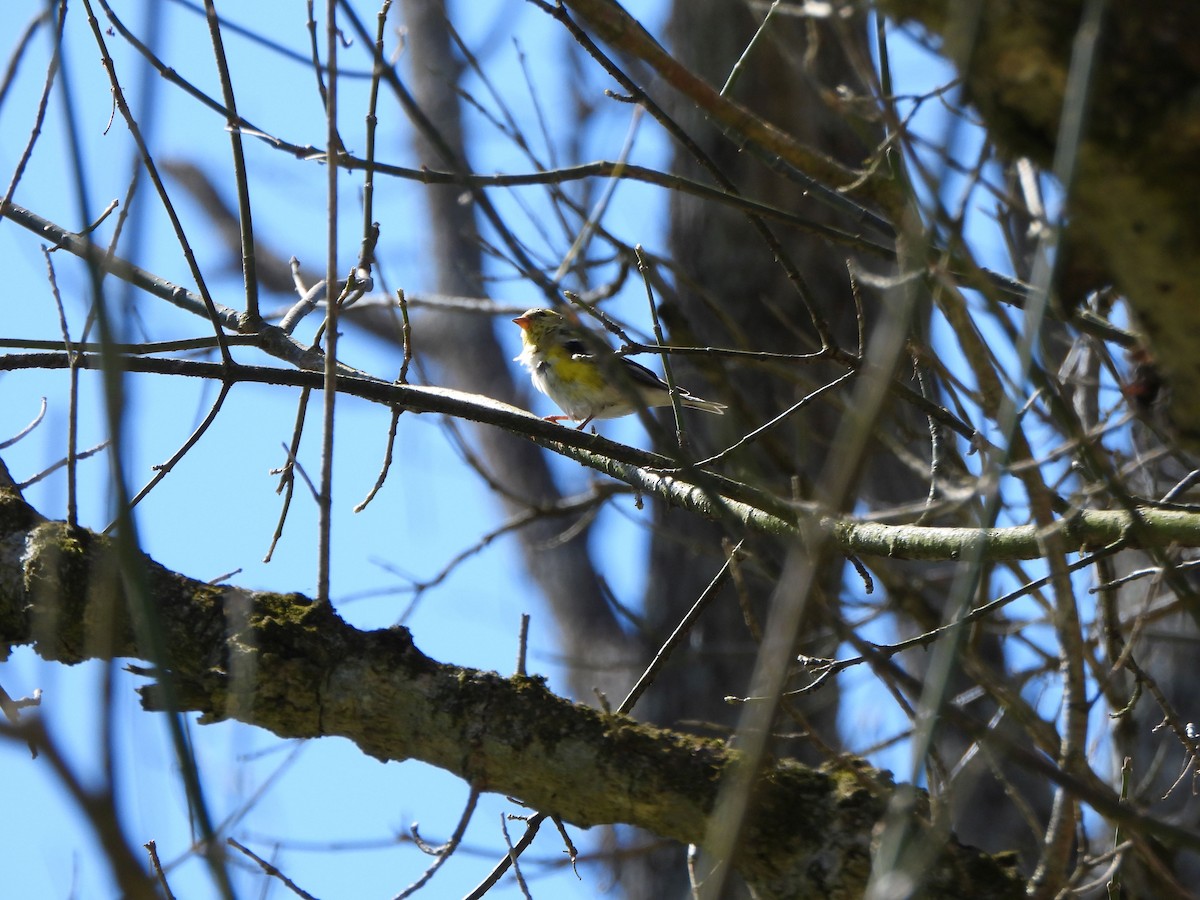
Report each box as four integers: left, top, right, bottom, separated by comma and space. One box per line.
680, 394, 727, 415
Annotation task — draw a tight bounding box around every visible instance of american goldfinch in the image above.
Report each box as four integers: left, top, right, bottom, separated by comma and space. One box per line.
512, 307, 726, 429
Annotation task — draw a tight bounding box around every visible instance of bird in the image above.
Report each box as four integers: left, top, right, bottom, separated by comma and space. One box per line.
512, 307, 726, 429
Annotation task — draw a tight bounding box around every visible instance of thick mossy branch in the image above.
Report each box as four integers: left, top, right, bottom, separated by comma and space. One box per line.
0, 481, 1022, 898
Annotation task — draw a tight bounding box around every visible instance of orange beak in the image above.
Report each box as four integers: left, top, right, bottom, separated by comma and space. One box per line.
512, 315, 531, 330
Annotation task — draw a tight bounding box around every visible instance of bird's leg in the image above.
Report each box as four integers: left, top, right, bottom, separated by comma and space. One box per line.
575, 416, 595, 430
543, 415, 572, 423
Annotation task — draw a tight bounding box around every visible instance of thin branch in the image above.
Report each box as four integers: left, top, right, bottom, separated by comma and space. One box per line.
316, 0, 341, 607
202, 0, 261, 323
619, 541, 744, 715
393, 787, 481, 899
227, 838, 318, 900
81, 0, 233, 367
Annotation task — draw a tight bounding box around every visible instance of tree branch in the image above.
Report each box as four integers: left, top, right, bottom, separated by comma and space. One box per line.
0, 478, 1022, 899
8, 350, 1200, 561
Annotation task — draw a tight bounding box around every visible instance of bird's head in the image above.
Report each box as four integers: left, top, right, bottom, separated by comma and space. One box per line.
512, 308, 567, 347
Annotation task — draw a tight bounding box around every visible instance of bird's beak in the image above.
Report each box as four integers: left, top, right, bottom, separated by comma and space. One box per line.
512, 315, 531, 330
